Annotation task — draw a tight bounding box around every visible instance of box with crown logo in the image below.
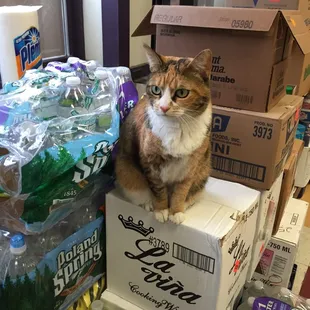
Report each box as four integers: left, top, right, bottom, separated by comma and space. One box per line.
106, 177, 260, 310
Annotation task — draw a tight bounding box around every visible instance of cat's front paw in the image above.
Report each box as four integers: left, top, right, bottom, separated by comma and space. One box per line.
154, 209, 169, 223
169, 212, 186, 225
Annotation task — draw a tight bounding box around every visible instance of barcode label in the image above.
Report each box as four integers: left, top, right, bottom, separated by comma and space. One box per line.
212, 155, 266, 182
212, 90, 222, 99
271, 255, 287, 275
236, 94, 253, 105
173, 243, 215, 274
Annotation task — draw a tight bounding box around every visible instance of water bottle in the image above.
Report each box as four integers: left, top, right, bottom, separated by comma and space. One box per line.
67, 57, 82, 70
274, 288, 294, 306
90, 300, 104, 310
92, 70, 113, 131
7, 234, 38, 278
243, 281, 265, 301
84, 61, 97, 93
237, 297, 255, 310
58, 77, 96, 131
116, 66, 138, 123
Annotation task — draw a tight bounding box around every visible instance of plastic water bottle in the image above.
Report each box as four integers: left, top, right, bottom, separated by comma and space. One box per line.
275, 288, 294, 306
237, 297, 255, 310
84, 61, 97, 93
58, 77, 96, 131
7, 234, 38, 278
91, 300, 104, 310
243, 281, 265, 301
116, 66, 138, 123
92, 70, 113, 131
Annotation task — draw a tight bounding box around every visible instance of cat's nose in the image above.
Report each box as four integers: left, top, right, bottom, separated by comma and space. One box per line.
160, 105, 170, 113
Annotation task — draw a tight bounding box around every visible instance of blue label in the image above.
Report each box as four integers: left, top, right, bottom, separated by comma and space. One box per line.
14, 27, 42, 79
212, 113, 231, 132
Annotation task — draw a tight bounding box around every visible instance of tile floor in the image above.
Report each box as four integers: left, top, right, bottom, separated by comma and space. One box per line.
292, 187, 310, 296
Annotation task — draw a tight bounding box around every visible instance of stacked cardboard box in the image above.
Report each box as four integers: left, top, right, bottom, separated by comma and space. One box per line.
104, 4, 310, 309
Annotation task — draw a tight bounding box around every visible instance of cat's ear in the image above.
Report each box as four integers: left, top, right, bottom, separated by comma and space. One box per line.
187, 49, 212, 81
143, 44, 163, 73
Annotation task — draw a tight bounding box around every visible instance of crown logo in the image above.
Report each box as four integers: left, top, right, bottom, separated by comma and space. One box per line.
118, 215, 154, 237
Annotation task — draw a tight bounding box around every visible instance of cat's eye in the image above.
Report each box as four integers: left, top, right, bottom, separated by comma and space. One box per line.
151, 85, 161, 96
175, 89, 189, 98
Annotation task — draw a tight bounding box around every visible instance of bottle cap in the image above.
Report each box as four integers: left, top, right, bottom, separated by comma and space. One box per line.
248, 297, 255, 307
10, 234, 27, 255
67, 57, 80, 65
95, 70, 108, 80
66, 76, 81, 86
86, 60, 97, 70
116, 66, 130, 76
280, 287, 290, 296
90, 300, 104, 310
254, 280, 264, 290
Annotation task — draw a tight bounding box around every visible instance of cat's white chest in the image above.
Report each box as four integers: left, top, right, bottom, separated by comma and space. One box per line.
160, 157, 189, 184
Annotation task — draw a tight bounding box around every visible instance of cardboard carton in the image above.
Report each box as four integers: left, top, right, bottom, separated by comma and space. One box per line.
225, 0, 310, 11
211, 95, 303, 190
274, 139, 304, 235
101, 291, 144, 310
133, 6, 310, 112
248, 172, 283, 280
253, 198, 308, 288
106, 178, 260, 310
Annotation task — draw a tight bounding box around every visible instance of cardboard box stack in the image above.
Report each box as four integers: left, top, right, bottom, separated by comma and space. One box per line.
105, 4, 310, 309
253, 198, 308, 288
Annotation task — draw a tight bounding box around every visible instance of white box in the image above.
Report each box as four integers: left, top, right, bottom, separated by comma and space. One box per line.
252, 198, 308, 287
295, 146, 310, 188
102, 291, 143, 310
248, 172, 283, 280
106, 178, 260, 310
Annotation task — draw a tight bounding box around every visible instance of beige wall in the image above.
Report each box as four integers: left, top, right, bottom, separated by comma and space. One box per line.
130, 0, 152, 67
83, 0, 103, 63
83, 0, 151, 66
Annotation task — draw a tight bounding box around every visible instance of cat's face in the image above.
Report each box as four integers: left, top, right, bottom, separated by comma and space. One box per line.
144, 45, 212, 118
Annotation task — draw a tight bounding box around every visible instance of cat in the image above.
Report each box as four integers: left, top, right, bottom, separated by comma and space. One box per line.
115, 44, 212, 225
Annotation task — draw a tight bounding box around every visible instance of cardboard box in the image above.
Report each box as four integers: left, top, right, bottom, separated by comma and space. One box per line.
101, 291, 144, 310
225, 0, 310, 10
133, 6, 310, 112
106, 178, 260, 310
287, 34, 310, 97
253, 198, 308, 288
274, 139, 304, 234
211, 95, 303, 190
248, 172, 283, 280
295, 145, 310, 187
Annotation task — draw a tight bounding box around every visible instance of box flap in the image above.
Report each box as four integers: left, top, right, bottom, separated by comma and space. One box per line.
281, 11, 310, 55
274, 198, 308, 245
133, 5, 279, 36
151, 6, 278, 31
132, 7, 156, 37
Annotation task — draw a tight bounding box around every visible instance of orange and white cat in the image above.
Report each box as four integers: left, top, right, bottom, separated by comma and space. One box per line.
116, 45, 212, 224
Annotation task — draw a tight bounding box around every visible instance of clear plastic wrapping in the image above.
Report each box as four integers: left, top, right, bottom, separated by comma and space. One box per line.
0, 59, 138, 234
